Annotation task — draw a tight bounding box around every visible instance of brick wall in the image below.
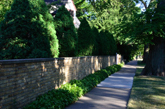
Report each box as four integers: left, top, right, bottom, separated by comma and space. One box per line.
0, 55, 121, 109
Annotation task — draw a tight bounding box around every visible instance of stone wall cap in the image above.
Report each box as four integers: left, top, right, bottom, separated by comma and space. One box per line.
0, 55, 115, 65
0, 58, 56, 65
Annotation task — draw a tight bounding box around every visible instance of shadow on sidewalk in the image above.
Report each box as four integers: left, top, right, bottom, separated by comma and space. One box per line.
65, 87, 129, 109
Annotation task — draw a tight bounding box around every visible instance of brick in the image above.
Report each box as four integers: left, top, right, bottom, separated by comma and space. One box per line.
0, 56, 120, 108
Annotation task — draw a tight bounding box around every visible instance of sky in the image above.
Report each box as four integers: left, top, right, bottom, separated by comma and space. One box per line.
135, 0, 151, 12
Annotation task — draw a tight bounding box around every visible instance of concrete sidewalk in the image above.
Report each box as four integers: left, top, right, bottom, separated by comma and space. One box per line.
65, 61, 137, 109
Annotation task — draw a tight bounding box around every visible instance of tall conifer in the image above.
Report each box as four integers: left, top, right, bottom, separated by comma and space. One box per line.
0, 0, 59, 59
77, 18, 95, 56
54, 6, 78, 57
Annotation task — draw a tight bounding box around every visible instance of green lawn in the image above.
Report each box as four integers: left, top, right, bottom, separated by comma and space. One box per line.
128, 61, 165, 109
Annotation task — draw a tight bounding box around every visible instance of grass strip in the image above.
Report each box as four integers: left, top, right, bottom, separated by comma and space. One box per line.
128, 61, 165, 109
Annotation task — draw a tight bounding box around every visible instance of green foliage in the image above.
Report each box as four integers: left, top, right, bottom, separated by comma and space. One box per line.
73, 0, 94, 20
0, 0, 59, 59
88, 24, 117, 56
91, 27, 99, 55
97, 30, 117, 55
77, 18, 96, 56
135, 44, 144, 56
54, 6, 78, 57
24, 64, 123, 109
0, 0, 13, 23
89, 0, 141, 57
24, 89, 75, 109
117, 43, 139, 62
118, 0, 165, 45
91, 0, 121, 33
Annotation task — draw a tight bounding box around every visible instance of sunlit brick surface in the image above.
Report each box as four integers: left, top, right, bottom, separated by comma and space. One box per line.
0, 55, 122, 109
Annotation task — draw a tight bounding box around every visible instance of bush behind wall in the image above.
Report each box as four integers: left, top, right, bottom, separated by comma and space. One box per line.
77, 18, 96, 56
97, 30, 117, 55
0, 0, 59, 59
54, 6, 78, 57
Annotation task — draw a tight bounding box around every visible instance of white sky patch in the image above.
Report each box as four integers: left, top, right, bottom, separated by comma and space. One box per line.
135, 0, 151, 12
136, 3, 141, 7
135, 2, 146, 12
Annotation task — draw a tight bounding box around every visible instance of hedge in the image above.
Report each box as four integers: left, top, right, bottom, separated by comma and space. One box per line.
24, 63, 124, 109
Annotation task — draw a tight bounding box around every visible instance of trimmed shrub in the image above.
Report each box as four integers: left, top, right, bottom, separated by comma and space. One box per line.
91, 27, 99, 55
0, 0, 59, 59
54, 6, 78, 57
70, 79, 88, 94
24, 63, 124, 109
24, 89, 75, 109
77, 18, 96, 56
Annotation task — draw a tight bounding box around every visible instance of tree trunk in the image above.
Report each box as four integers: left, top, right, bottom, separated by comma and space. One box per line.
142, 44, 149, 63
141, 37, 165, 76
141, 0, 165, 76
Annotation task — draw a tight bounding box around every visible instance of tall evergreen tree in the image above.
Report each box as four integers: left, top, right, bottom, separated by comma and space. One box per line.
105, 31, 117, 55
54, 6, 78, 57
0, 0, 59, 59
91, 27, 99, 55
97, 30, 116, 55
77, 18, 95, 56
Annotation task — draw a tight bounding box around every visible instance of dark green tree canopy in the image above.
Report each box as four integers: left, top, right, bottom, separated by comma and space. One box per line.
54, 5, 78, 57
117, 0, 165, 75
77, 18, 96, 56
97, 30, 117, 55
91, 27, 99, 55
0, 0, 59, 59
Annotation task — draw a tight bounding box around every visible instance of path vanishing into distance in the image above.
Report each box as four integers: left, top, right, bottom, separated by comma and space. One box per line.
65, 61, 137, 109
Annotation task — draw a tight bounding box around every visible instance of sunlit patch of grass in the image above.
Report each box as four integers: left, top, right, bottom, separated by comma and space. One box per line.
128, 61, 165, 109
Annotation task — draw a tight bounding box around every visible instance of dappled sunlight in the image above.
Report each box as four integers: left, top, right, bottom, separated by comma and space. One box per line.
0, 56, 119, 108
128, 99, 154, 109
151, 95, 165, 101
66, 87, 130, 109
66, 61, 136, 109
155, 86, 165, 91
136, 65, 145, 69
97, 62, 137, 89
128, 64, 165, 109
129, 93, 165, 109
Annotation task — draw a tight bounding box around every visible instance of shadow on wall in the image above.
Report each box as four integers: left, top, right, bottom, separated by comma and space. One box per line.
0, 59, 66, 109
16, 61, 65, 108
0, 56, 117, 108
65, 57, 94, 82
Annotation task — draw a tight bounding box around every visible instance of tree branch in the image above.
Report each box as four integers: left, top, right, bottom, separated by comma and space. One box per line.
140, 0, 147, 9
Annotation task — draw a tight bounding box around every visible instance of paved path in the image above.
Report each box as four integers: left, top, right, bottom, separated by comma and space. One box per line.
65, 61, 137, 109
